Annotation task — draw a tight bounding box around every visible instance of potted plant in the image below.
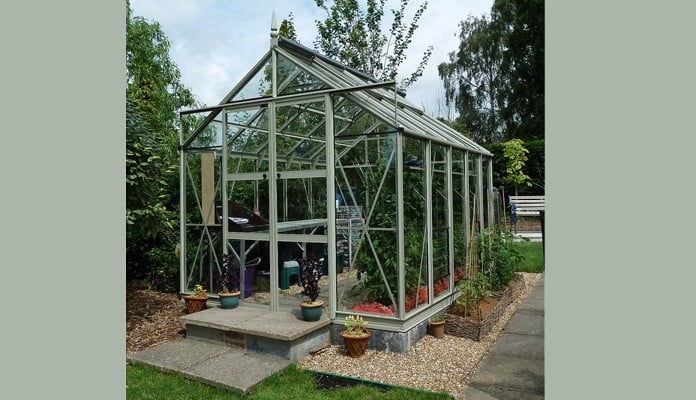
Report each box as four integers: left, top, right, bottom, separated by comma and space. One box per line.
218, 254, 241, 309
429, 314, 446, 339
340, 314, 371, 357
299, 257, 323, 321
183, 284, 208, 313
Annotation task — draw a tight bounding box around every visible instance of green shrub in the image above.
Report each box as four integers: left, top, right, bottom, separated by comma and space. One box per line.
479, 226, 524, 290
452, 272, 491, 317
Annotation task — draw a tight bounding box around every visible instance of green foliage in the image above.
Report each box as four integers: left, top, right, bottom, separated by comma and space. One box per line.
439, 0, 544, 141
313, 0, 433, 87
430, 314, 446, 322
452, 225, 524, 316
279, 13, 298, 40
126, 3, 196, 289
126, 99, 177, 235
493, 0, 545, 140
344, 314, 369, 335
452, 272, 491, 317
438, 14, 504, 144
126, 224, 180, 292
478, 226, 523, 290
523, 139, 545, 192
502, 138, 532, 192
487, 139, 544, 196
354, 144, 427, 304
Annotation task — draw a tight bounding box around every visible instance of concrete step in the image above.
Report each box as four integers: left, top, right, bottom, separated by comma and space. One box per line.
180, 304, 331, 361
127, 338, 291, 395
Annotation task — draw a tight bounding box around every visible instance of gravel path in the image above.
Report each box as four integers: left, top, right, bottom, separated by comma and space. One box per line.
126, 273, 542, 396
298, 272, 542, 396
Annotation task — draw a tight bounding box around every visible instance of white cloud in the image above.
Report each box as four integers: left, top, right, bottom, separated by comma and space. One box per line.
129, 0, 493, 116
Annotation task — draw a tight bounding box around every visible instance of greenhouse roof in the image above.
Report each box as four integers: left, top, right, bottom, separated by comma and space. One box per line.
181, 32, 492, 157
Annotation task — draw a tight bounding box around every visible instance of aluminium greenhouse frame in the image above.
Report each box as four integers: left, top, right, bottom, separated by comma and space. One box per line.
178, 25, 495, 333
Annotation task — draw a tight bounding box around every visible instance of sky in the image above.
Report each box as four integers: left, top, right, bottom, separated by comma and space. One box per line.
129, 0, 493, 119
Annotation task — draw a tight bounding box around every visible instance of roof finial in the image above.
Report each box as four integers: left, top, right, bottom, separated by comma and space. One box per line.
271, 10, 278, 37
270, 10, 278, 47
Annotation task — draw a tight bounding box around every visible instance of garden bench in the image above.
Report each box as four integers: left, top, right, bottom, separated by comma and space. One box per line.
509, 195, 545, 233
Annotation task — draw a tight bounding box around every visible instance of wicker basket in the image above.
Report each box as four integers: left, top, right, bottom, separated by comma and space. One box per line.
444, 274, 524, 341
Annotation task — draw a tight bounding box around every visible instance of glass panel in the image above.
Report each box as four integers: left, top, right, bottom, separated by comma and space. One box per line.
403, 136, 428, 312
482, 157, 491, 228
452, 149, 467, 285
277, 241, 328, 313
431, 143, 450, 299
182, 112, 223, 149
182, 150, 223, 295
468, 153, 481, 276
226, 108, 270, 158
333, 96, 366, 135
469, 154, 479, 233
276, 100, 327, 168
183, 223, 218, 293
277, 54, 328, 95
225, 180, 270, 232
231, 58, 272, 101
337, 133, 398, 316
224, 239, 270, 307
276, 177, 327, 224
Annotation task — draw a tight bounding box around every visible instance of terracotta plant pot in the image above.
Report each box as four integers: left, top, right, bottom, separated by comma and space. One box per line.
183, 295, 207, 313
340, 329, 371, 358
429, 320, 446, 339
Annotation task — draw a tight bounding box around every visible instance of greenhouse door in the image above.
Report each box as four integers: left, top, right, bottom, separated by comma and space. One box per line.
221, 105, 273, 309
270, 97, 331, 312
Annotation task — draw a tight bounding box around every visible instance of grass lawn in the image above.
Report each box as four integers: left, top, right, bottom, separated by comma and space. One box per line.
513, 240, 544, 273
126, 363, 453, 400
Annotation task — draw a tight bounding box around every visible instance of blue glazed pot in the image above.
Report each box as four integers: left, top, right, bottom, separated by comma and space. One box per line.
300, 301, 323, 321
218, 292, 240, 309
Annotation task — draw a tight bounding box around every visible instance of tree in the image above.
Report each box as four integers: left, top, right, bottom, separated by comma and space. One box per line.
126, 1, 196, 289
313, 0, 433, 87
501, 138, 532, 195
493, 0, 544, 140
438, 15, 505, 144
438, 0, 544, 142
279, 12, 298, 41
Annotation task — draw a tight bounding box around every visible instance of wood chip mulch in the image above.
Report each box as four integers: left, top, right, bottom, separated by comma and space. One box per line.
126, 281, 186, 355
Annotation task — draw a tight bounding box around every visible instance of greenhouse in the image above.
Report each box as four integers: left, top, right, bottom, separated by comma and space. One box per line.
178, 25, 495, 338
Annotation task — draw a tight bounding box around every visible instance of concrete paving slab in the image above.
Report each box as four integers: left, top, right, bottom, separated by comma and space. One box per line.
464, 383, 545, 400
517, 288, 544, 311
242, 310, 330, 340
461, 273, 545, 399
185, 347, 290, 394
179, 306, 266, 330
456, 385, 499, 399
490, 331, 544, 359
504, 309, 544, 336
126, 339, 229, 371
469, 354, 544, 393
127, 338, 291, 395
